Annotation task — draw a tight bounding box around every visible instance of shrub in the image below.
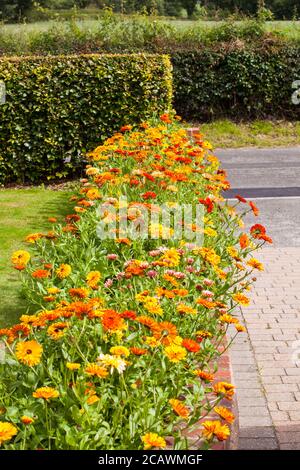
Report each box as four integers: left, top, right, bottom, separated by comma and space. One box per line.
0, 54, 172, 184
172, 45, 300, 121
0, 117, 272, 450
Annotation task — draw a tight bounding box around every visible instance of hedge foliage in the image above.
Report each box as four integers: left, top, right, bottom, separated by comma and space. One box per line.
0, 54, 172, 184
172, 45, 300, 121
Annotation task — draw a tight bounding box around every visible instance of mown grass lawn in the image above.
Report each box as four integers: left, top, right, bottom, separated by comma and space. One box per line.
0, 188, 73, 327
196, 119, 300, 148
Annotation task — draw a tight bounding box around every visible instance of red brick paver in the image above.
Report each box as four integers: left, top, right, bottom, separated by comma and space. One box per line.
231, 247, 300, 449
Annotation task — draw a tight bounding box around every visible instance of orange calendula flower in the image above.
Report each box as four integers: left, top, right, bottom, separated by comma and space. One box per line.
213, 382, 235, 400
164, 344, 187, 363
249, 200, 259, 216
11, 250, 30, 266
141, 432, 166, 450
152, 321, 178, 346
21, 416, 34, 425
25, 233, 43, 243
232, 293, 250, 306
66, 362, 81, 370
169, 399, 190, 420
15, 340, 43, 367
0, 422, 18, 445
33, 387, 59, 400
176, 303, 197, 315
136, 315, 158, 329
182, 338, 200, 353
87, 395, 100, 405
193, 369, 214, 382
130, 347, 147, 356
219, 314, 239, 324
84, 363, 108, 378
69, 287, 90, 299
202, 420, 230, 441
239, 233, 249, 249
120, 124, 133, 132
56, 264, 72, 279
214, 406, 235, 424
196, 298, 216, 309
247, 258, 264, 271
32, 269, 50, 279
160, 113, 172, 124
10, 323, 30, 338
101, 310, 126, 332
86, 271, 101, 289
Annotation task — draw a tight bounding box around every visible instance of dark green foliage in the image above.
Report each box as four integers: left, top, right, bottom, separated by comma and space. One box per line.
172, 45, 300, 121
0, 54, 172, 184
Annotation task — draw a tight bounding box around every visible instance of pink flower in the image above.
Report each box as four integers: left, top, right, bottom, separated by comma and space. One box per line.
218, 308, 227, 315
107, 254, 118, 260
186, 257, 194, 265
186, 266, 195, 273
140, 262, 149, 269
147, 270, 157, 278
116, 272, 125, 280
203, 278, 214, 286
202, 290, 214, 297
104, 279, 113, 288
149, 250, 161, 257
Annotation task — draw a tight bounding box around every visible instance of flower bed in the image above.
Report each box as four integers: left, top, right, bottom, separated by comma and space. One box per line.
0, 116, 272, 450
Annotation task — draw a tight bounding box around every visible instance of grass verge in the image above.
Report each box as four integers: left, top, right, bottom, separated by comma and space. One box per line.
0, 187, 73, 327
194, 120, 300, 148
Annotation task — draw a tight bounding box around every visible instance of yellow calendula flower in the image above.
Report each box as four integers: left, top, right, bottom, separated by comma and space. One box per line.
247, 258, 264, 271
0, 422, 18, 446
159, 248, 180, 267
227, 246, 239, 259
145, 336, 159, 348
11, 250, 30, 266
110, 346, 130, 357
143, 297, 163, 316
56, 264, 72, 279
164, 344, 187, 363
84, 363, 108, 378
16, 340, 43, 367
33, 387, 60, 400
86, 188, 101, 200
86, 271, 101, 289
214, 406, 235, 424
86, 167, 99, 176
169, 399, 190, 419
141, 433, 166, 450
202, 420, 230, 441
198, 247, 220, 266
47, 287, 60, 295
232, 292, 250, 306
66, 362, 81, 371
204, 227, 217, 237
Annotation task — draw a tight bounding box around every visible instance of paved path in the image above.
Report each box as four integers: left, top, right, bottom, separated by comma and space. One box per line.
218, 147, 300, 449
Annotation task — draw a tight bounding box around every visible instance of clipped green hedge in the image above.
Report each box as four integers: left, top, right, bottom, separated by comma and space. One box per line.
0, 54, 172, 184
172, 45, 300, 121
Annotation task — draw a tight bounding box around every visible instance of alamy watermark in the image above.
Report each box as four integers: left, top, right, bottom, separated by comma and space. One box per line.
0, 81, 5, 105
96, 197, 205, 244
292, 80, 300, 105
